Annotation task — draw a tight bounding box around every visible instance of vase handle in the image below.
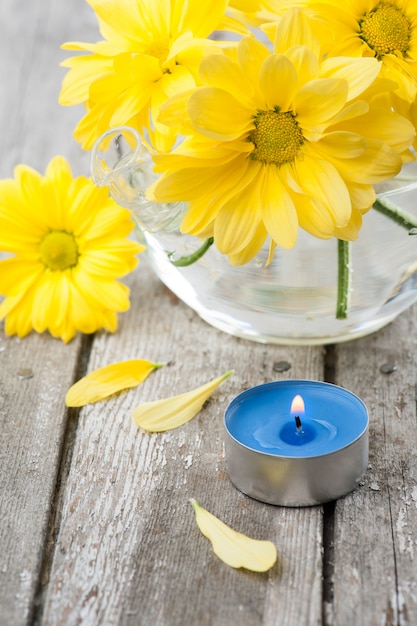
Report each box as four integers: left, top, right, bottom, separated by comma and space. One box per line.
90, 126, 186, 233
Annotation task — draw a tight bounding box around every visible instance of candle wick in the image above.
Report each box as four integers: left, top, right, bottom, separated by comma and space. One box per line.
294, 415, 303, 434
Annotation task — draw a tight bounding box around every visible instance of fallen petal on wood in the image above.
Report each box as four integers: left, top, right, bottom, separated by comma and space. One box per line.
132, 370, 233, 432
65, 359, 164, 406
190, 498, 277, 572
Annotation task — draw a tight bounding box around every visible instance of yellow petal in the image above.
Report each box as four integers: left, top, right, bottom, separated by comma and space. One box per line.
190, 499, 277, 572
171, 0, 228, 38
295, 78, 348, 130
264, 239, 277, 268
331, 138, 403, 184
187, 88, 253, 140
59, 55, 113, 105
157, 88, 199, 134
320, 57, 381, 102
316, 131, 366, 160
293, 152, 351, 228
65, 359, 164, 407
347, 183, 375, 212
198, 53, 253, 109
334, 208, 364, 241
132, 370, 233, 432
227, 221, 268, 266
214, 177, 264, 256
260, 54, 298, 112
273, 7, 319, 56
284, 45, 319, 87
260, 166, 298, 249
237, 37, 269, 100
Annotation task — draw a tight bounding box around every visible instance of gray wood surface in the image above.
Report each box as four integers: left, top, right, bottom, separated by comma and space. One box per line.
332, 314, 417, 626
0, 1, 416, 625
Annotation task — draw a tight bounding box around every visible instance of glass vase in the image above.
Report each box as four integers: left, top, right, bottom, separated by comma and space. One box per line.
91, 127, 417, 345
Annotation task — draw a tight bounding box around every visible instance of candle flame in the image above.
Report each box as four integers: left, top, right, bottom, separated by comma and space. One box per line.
290, 394, 305, 415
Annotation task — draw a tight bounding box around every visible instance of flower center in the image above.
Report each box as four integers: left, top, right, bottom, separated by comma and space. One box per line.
359, 2, 411, 59
39, 231, 79, 271
249, 109, 304, 165
144, 38, 173, 72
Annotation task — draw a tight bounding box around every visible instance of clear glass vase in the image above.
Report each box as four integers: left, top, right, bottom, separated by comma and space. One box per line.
91, 127, 417, 345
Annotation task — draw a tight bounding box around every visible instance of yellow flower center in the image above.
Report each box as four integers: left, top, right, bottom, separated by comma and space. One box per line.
249, 109, 304, 165
144, 38, 174, 73
359, 2, 411, 59
145, 38, 170, 62
39, 231, 79, 271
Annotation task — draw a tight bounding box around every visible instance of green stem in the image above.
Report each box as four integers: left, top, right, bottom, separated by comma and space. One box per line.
336, 239, 351, 320
170, 237, 214, 267
336, 196, 417, 320
373, 197, 417, 231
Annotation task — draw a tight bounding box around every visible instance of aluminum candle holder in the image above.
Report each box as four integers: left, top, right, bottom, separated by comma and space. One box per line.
224, 380, 369, 507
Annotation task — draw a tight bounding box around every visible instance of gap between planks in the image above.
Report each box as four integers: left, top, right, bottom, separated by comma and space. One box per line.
31, 333, 95, 626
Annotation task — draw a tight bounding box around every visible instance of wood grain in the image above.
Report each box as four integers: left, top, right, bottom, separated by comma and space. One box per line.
0, 1, 93, 623
0, 331, 84, 625
331, 307, 417, 626
40, 264, 326, 626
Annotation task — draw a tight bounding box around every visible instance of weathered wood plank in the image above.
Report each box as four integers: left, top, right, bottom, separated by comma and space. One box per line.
331, 307, 417, 625
40, 262, 326, 626
0, 332, 84, 625
0, 1, 96, 623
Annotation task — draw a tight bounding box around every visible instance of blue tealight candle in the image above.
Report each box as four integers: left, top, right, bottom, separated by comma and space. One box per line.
224, 380, 369, 507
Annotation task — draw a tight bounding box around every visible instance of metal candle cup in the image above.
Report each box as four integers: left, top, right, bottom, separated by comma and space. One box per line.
224, 380, 369, 507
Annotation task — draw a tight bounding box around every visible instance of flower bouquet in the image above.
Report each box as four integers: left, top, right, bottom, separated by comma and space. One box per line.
58, 1, 417, 342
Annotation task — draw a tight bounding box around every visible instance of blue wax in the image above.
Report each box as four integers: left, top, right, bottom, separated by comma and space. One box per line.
225, 380, 368, 458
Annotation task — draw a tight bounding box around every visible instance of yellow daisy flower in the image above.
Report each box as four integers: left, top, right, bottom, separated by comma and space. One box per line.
59, 0, 239, 152
147, 9, 415, 264
330, 0, 417, 103
0, 156, 143, 343
256, 0, 417, 103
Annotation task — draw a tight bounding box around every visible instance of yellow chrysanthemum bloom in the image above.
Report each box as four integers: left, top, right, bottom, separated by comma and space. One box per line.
0, 156, 143, 343
59, 0, 243, 152
254, 0, 417, 103
147, 10, 415, 264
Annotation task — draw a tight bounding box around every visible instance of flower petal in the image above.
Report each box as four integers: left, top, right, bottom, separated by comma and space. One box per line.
260, 54, 298, 111
198, 53, 253, 108
293, 152, 351, 228
237, 37, 270, 107
132, 371, 233, 432
187, 88, 253, 140
227, 221, 268, 266
59, 54, 113, 105
320, 56, 381, 102
260, 166, 299, 249
65, 360, 164, 407
284, 45, 319, 87
190, 499, 277, 572
0, 258, 44, 295
273, 6, 320, 56
171, 0, 228, 37
295, 78, 348, 130
214, 173, 264, 255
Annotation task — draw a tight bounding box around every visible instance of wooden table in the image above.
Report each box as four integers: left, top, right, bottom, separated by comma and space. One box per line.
1, 1, 417, 624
